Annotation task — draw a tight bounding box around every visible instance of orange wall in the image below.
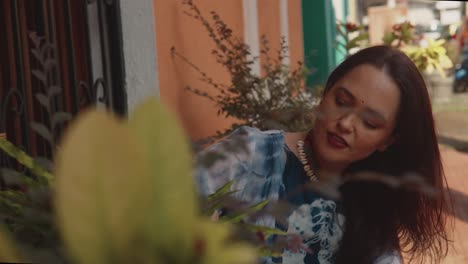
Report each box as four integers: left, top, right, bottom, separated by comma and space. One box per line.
289, 0, 304, 68
257, 0, 304, 69
368, 5, 408, 45
154, 0, 303, 140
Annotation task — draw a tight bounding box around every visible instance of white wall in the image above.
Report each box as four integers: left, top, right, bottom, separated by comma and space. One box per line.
333, 0, 345, 21
407, 7, 434, 26
242, 0, 260, 76
119, 0, 159, 113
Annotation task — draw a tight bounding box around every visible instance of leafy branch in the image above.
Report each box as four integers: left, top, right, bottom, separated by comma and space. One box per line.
335, 21, 369, 57
173, 0, 318, 139
29, 32, 72, 157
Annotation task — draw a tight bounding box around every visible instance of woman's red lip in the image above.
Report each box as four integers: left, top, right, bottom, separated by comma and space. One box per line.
327, 132, 348, 149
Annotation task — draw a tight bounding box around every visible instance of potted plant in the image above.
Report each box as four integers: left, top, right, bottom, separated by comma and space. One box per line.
384, 22, 454, 103
172, 1, 319, 141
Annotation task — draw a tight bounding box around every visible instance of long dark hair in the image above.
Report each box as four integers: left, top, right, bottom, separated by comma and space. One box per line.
317, 45, 451, 263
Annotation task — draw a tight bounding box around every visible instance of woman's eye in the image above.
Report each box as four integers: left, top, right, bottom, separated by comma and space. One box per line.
364, 120, 378, 129
335, 97, 349, 107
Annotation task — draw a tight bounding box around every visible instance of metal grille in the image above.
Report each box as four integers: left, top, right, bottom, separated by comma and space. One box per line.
0, 0, 126, 168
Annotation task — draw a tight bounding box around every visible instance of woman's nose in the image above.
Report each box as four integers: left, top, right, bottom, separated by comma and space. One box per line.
337, 113, 355, 133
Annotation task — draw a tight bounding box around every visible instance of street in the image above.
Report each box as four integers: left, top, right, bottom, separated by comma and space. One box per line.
433, 93, 468, 263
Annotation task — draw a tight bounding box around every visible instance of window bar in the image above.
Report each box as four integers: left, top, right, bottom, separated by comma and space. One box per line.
96, 0, 112, 108
81, 0, 102, 108
78, 0, 93, 109
103, 0, 127, 115
63, 0, 79, 115
11, 0, 32, 156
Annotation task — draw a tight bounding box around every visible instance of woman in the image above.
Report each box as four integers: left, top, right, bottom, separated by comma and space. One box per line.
194, 45, 451, 264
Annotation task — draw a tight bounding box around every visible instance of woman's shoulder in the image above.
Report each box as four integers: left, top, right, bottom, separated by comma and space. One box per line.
194, 126, 287, 200
373, 250, 403, 264
201, 126, 284, 150
205, 126, 284, 156
231, 126, 285, 140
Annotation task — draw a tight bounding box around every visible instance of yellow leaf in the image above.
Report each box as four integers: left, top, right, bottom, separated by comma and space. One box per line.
441, 56, 453, 69
196, 219, 257, 264
128, 98, 198, 260
435, 39, 445, 46
55, 109, 153, 263
426, 64, 435, 74
0, 228, 21, 263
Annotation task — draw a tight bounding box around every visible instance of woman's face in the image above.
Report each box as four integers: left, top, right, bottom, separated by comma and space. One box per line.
311, 64, 401, 171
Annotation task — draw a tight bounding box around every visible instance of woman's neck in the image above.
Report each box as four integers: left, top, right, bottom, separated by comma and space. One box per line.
284, 131, 308, 157
284, 130, 346, 181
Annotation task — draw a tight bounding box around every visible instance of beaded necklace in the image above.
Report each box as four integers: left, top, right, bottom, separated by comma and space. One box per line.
296, 140, 318, 182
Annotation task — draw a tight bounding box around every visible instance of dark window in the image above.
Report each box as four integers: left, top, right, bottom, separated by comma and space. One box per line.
0, 0, 126, 168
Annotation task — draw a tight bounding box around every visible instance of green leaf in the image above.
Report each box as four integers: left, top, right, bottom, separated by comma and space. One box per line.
222, 199, 269, 223
35, 93, 49, 110
43, 58, 56, 71
30, 122, 53, 146
206, 190, 239, 213
0, 168, 29, 187
249, 199, 269, 212
208, 180, 235, 201
47, 86, 62, 98
52, 112, 72, 127
0, 191, 25, 213
382, 32, 396, 46
239, 222, 287, 236
335, 41, 347, 49
34, 156, 54, 172
346, 33, 368, 49
0, 138, 53, 182
335, 24, 346, 37
31, 70, 47, 85
31, 50, 42, 63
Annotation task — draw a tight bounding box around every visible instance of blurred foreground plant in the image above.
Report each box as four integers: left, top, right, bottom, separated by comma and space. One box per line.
0, 138, 62, 263
0, 98, 259, 263
54, 98, 258, 264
